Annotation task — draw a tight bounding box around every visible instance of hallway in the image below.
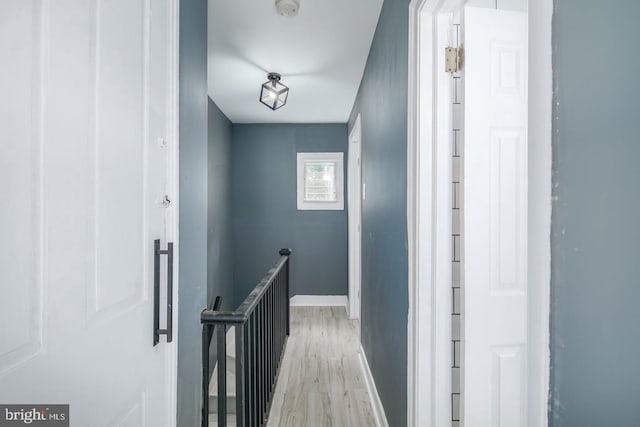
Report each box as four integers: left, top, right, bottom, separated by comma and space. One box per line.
208, 307, 377, 427
267, 307, 376, 426
1, 0, 633, 424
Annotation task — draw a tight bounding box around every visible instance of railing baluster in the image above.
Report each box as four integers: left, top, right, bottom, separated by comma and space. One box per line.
279, 249, 291, 336
264, 297, 269, 422
278, 278, 284, 355
245, 317, 252, 427
274, 286, 278, 376
275, 286, 278, 376
202, 324, 210, 427
258, 299, 264, 425
236, 324, 245, 427
268, 287, 273, 392
269, 285, 274, 388
260, 299, 269, 423
263, 294, 268, 410
278, 273, 283, 361
252, 312, 258, 427
265, 298, 270, 423
271, 284, 278, 389
217, 325, 227, 427
278, 270, 284, 360
261, 297, 267, 424
273, 273, 280, 373
275, 281, 278, 357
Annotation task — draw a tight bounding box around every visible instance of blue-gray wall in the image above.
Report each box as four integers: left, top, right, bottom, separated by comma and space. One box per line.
177, 0, 207, 425
550, 1, 640, 425
347, 0, 409, 424
231, 124, 348, 306
207, 98, 234, 310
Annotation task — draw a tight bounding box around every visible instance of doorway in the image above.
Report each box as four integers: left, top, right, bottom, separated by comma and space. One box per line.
407, 0, 552, 425
348, 114, 363, 320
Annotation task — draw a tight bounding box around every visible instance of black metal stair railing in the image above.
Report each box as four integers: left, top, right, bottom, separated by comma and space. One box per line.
201, 249, 291, 427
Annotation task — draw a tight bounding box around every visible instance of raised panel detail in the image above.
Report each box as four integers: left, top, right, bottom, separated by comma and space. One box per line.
89, 0, 148, 315
491, 346, 525, 427
0, 0, 45, 374
490, 128, 526, 295
491, 42, 523, 95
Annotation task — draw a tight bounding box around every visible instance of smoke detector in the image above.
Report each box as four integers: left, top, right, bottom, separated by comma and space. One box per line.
275, 0, 300, 17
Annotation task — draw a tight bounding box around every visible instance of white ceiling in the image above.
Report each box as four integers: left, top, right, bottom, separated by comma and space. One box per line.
207, 0, 383, 123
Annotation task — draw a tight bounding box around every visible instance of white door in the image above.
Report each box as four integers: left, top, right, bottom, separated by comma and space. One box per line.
348, 115, 362, 320
463, 7, 528, 426
0, 0, 176, 425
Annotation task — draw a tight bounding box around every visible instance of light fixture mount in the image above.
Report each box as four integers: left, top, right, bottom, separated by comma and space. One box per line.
275, 0, 300, 17
260, 72, 289, 111
267, 72, 281, 83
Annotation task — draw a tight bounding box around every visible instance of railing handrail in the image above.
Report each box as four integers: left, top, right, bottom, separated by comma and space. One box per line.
201, 248, 292, 427
201, 249, 291, 325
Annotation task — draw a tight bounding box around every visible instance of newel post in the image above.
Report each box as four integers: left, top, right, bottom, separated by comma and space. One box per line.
279, 248, 292, 335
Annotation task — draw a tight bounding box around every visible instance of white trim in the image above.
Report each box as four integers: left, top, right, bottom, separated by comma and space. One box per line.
289, 295, 348, 307
358, 344, 389, 427
527, 1, 553, 425
348, 114, 362, 320
406, 5, 419, 425
166, 0, 180, 425
296, 152, 345, 211
408, 1, 461, 425
406, 0, 553, 426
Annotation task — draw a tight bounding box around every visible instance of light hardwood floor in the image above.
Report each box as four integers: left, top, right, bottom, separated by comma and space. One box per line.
209, 306, 377, 427
266, 306, 377, 427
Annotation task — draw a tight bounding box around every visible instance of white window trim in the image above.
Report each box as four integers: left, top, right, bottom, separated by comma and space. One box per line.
297, 152, 344, 211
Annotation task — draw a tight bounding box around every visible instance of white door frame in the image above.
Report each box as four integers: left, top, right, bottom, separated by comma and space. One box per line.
166, 0, 181, 424
348, 114, 363, 320
406, 0, 553, 425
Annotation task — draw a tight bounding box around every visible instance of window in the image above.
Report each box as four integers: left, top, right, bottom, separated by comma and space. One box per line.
297, 152, 344, 210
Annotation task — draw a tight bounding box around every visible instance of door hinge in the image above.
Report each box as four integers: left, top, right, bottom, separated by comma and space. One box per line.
445, 46, 464, 73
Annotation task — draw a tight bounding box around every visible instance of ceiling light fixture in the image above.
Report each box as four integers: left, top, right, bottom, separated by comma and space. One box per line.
275, 0, 300, 17
260, 73, 289, 111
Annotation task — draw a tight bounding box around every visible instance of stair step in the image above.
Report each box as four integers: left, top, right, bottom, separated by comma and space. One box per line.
207, 414, 236, 427
208, 395, 237, 415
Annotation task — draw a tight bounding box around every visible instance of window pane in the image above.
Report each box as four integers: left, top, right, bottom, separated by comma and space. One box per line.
304, 161, 337, 202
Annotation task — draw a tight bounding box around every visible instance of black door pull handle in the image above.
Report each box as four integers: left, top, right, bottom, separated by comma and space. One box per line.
154, 239, 173, 346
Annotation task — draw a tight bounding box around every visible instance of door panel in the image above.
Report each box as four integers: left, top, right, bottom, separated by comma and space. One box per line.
463, 7, 528, 426
0, 1, 173, 425
93, 0, 146, 313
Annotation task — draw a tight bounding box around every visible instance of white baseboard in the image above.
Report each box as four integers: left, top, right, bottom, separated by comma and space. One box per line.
358, 344, 389, 427
289, 295, 348, 307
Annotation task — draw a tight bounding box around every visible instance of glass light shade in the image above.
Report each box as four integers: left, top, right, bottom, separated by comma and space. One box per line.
260, 73, 289, 110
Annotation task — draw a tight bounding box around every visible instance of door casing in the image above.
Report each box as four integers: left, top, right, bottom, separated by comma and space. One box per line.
348, 114, 363, 321
165, 0, 181, 423
406, 0, 552, 425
